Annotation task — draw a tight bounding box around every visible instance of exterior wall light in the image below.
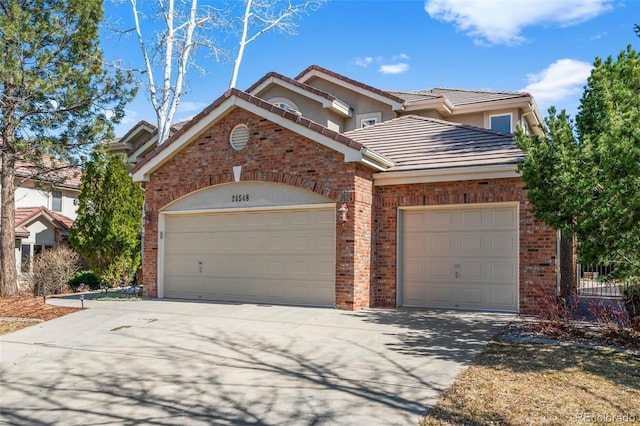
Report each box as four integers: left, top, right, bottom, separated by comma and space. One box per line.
338, 203, 348, 222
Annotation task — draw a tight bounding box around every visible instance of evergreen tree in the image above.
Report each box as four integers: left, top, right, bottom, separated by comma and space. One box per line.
0, 0, 135, 296
69, 153, 144, 287
516, 45, 640, 277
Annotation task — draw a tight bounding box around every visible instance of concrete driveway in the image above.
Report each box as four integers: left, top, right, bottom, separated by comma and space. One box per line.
1, 297, 513, 425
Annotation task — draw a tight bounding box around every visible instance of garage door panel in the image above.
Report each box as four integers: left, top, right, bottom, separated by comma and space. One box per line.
460, 210, 484, 228
491, 208, 517, 228
431, 235, 454, 254
431, 286, 454, 304
460, 288, 483, 305
163, 207, 335, 306
401, 205, 518, 312
461, 262, 483, 280
491, 233, 517, 253
460, 234, 483, 253
491, 262, 517, 281
431, 262, 453, 279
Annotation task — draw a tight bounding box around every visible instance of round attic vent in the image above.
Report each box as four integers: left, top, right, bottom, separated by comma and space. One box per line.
230, 124, 250, 151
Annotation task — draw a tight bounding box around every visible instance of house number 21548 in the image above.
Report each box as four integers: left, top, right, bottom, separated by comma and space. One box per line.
231, 194, 250, 202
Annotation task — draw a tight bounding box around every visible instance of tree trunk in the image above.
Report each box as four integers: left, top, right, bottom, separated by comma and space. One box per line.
0, 150, 19, 297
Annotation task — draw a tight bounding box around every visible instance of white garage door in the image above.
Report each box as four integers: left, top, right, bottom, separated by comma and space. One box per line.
162, 207, 335, 306
400, 204, 518, 312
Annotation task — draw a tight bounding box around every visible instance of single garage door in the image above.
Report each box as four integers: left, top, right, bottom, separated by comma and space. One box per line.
162, 207, 335, 306
400, 204, 518, 312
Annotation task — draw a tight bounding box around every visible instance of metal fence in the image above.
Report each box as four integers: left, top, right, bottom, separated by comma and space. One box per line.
577, 263, 631, 297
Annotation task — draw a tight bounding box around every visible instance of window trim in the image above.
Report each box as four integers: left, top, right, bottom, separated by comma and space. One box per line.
356, 112, 382, 129
489, 113, 513, 133
52, 190, 62, 212
267, 97, 300, 114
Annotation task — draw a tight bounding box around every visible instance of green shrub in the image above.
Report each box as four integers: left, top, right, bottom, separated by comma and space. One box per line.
68, 270, 102, 291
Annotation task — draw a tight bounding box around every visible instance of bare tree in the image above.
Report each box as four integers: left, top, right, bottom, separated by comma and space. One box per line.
127, 0, 226, 145
125, 0, 324, 144
229, 0, 326, 89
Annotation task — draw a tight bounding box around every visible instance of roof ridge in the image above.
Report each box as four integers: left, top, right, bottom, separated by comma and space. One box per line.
295, 64, 407, 104
432, 87, 529, 96
245, 70, 343, 104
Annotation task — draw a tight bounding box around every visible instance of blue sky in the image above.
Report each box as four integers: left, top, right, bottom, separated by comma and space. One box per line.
101, 0, 638, 136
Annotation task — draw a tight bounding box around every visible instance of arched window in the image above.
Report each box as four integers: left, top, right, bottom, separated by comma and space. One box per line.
268, 97, 300, 114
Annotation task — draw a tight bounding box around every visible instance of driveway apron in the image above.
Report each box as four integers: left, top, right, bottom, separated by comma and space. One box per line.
0, 298, 513, 425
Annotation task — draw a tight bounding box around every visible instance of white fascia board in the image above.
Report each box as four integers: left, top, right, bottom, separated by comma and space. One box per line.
129, 134, 159, 164
403, 98, 454, 115
298, 69, 404, 111
452, 98, 532, 115
123, 124, 155, 142
250, 77, 351, 117
373, 164, 520, 186
361, 147, 395, 169
132, 95, 369, 182
132, 97, 238, 182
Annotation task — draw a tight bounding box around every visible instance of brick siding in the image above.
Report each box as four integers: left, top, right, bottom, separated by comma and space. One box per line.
373, 178, 558, 314
141, 107, 374, 310
141, 107, 557, 314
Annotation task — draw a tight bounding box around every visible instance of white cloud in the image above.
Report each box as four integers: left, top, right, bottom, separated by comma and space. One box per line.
379, 63, 409, 75
392, 53, 410, 61
355, 56, 373, 67
521, 59, 593, 108
424, 0, 614, 45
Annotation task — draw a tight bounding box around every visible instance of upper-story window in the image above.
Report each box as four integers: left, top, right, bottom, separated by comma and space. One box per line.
268, 97, 300, 114
490, 114, 512, 133
52, 190, 62, 212
361, 118, 377, 127
356, 112, 382, 129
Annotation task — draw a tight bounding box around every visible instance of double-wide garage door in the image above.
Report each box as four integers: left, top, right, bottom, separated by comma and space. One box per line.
163, 207, 335, 306
401, 205, 519, 312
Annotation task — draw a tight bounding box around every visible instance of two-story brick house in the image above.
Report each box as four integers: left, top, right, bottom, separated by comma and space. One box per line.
126, 65, 556, 314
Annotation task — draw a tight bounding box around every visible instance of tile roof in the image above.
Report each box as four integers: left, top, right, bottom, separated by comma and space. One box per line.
386, 88, 530, 106
15, 156, 83, 188
15, 206, 74, 238
295, 65, 407, 105
246, 71, 345, 105
131, 88, 364, 175
344, 115, 524, 172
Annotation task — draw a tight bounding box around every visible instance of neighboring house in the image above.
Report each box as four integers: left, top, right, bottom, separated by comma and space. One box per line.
10, 158, 81, 273
125, 64, 557, 314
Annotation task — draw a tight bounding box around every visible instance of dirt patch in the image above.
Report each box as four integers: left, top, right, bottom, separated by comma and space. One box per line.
0, 295, 83, 335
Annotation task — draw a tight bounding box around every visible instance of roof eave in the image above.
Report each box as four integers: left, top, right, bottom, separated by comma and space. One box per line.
131, 92, 369, 182
451, 97, 533, 114
373, 163, 521, 186
297, 67, 405, 111
248, 74, 352, 117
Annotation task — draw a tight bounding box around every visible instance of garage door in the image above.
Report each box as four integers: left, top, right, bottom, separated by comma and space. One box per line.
400, 204, 518, 312
162, 207, 335, 306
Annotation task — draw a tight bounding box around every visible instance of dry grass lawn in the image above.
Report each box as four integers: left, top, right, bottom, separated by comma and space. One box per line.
423, 341, 639, 425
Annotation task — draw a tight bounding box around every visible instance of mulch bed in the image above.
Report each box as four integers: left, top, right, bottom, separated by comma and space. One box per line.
0, 295, 83, 321
500, 316, 640, 353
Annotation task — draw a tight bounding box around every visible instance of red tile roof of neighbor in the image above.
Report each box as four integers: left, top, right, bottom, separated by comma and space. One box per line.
15, 156, 82, 188
14, 206, 74, 238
